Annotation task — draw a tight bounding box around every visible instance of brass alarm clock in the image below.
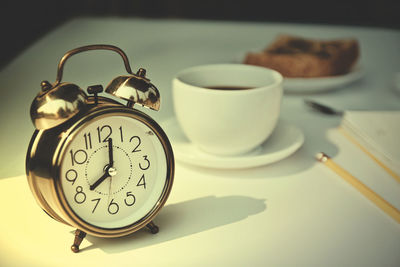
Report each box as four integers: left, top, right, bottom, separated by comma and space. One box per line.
26, 45, 174, 252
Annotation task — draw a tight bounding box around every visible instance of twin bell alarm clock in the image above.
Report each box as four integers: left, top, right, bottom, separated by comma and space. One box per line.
26, 45, 175, 252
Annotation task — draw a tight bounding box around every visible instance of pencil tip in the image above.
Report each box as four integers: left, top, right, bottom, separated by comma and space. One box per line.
315, 152, 329, 162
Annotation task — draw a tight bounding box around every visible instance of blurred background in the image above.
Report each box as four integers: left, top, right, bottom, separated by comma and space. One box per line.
1, 0, 399, 70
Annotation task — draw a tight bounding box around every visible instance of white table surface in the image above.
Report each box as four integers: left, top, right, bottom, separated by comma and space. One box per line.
0, 17, 399, 266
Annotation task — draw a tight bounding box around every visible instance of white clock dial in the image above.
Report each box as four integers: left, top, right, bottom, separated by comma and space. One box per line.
60, 114, 168, 229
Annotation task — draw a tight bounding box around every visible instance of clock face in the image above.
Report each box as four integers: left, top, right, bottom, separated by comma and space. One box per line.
60, 114, 168, 229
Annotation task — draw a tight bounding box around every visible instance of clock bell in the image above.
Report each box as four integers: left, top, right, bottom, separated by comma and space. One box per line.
29, 44, 161, 130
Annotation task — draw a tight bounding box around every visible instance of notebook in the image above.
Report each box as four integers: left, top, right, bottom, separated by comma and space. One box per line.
340, 111, 400, 176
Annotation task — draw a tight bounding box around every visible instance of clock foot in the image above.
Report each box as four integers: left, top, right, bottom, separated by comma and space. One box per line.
146, 221, 159, 234
71, 229, 87, 253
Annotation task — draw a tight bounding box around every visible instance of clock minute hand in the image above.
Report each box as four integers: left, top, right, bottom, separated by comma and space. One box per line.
108, 138, 113, 167
90, 167, 110, 191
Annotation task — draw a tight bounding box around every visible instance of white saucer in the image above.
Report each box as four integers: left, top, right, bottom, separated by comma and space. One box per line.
161, 118, 304, 169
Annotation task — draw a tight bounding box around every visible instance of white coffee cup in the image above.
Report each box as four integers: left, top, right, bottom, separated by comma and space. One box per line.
172, 64, 283, 156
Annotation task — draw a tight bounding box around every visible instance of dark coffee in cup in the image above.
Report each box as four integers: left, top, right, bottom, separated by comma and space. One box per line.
205, 86, 254, 90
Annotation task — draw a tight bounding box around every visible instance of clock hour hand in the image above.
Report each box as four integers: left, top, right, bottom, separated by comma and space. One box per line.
90, 167, 110, 191
108, 138, 113, 167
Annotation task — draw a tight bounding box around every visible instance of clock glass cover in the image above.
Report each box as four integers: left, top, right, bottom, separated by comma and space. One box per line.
60, 114, 168, 229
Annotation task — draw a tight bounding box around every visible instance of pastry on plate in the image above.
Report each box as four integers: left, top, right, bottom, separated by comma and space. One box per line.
244, 35, 360, 78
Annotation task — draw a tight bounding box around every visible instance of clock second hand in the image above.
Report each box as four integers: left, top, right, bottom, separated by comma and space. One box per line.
107, 137, 113, 199
108, 177, 113, 203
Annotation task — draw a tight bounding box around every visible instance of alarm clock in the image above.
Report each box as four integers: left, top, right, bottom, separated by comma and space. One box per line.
26, 45, 174, 253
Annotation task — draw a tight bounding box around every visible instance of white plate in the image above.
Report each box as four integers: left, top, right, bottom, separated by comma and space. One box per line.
237, 53, 364, 93
283, 66, 365, 93
161, 118, 304, 169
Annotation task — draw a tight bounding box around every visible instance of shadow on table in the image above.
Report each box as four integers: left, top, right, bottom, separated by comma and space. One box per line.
83, 195, 266, 253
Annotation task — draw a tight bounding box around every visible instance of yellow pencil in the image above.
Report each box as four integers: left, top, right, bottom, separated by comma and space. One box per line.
316, 152, 400, 224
